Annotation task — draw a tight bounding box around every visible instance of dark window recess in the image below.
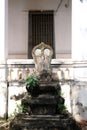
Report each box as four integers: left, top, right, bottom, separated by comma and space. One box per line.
28, 10, 55, 58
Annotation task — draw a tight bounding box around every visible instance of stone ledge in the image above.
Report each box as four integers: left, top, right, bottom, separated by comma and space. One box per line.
10, 113, 81, 130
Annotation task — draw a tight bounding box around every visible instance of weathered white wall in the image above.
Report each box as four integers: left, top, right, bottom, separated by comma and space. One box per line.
0, 0, 5, 61
55, 0, 71, 58
60, 82, 87, 123
72, 0, 87, 60
71, 83, 87, 122
0, 83, 27, 118
8, 86, 26, 116
0, 83, 6, 117
8, 0, 71, 59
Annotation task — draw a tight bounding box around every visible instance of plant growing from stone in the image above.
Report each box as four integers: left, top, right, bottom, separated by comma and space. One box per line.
57, 103, 67, 113
25, 76, 39, 97
25, 76, 39, 89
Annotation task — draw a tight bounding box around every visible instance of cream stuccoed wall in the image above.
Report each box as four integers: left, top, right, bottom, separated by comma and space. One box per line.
8, 0, 71, 59
55, 0, 71, 59
72, 0, 87, 60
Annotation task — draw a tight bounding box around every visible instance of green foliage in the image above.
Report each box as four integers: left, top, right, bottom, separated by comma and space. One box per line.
57, 103, 67, 113
16, 103, 25, 113
25, 76, 39, 89
57, 90, 67, 113
56, 90, 61, 96
10, 103, 26, 118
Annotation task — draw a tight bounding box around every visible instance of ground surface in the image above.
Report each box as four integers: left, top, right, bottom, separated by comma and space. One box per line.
0, 118, 10, 130
78, 121, 87, 130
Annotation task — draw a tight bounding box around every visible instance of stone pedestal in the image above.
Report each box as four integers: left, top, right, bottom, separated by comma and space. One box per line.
22, 82, 64, 115
10, 82, 81, 130
10, 113, 80, 130
10, 43, 81, 130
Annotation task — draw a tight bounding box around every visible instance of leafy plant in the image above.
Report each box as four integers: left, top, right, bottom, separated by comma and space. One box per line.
25, 76, 39, 89
57, 103, 67, 113
25, 76, 39, 97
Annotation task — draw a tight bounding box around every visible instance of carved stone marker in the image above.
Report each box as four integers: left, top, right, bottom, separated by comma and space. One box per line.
32, 42, 53, 72
32, 42, 53, 81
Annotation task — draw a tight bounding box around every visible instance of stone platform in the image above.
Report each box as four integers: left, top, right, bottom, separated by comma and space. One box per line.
22, 94, 64, 115
9, 43, 81, 130
9, 81, 81, 130
10, 113, 80, 130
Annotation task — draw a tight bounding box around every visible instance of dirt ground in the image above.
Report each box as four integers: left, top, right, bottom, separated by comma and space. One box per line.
78, 120, 87, 130
0, 118, 10, 130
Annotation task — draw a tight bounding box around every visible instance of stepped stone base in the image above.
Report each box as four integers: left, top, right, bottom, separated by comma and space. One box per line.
22, 94, 64, 115
10, 113, 81, 130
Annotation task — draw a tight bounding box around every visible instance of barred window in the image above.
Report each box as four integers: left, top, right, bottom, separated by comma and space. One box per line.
28, 10, 55, 58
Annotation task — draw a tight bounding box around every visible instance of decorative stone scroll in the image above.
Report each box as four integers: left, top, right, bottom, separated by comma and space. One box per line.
32, 42, 53, 79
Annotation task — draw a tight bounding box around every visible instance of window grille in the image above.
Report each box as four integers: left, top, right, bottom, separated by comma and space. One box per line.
28, 10, 55, 58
